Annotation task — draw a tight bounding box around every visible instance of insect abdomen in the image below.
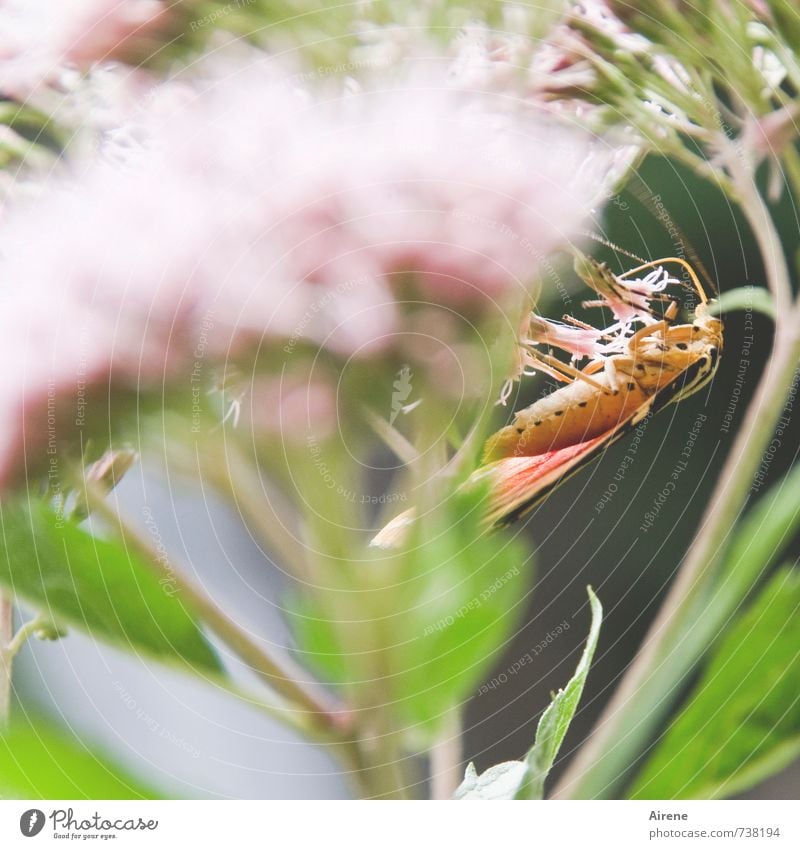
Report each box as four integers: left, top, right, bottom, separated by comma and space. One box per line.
483, 374, 650, 461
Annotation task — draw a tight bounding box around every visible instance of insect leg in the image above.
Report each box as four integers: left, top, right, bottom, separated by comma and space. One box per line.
582, 360, 607, 375
628, 318, 672, 353
604, 357, 620, 392
527, 349, 612, 393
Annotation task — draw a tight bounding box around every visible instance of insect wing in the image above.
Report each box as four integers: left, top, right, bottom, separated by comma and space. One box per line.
474, 416, 641, 527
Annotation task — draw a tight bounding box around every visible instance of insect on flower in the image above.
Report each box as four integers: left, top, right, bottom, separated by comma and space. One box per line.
370, 253, 722, 548
473, 255, 722, 527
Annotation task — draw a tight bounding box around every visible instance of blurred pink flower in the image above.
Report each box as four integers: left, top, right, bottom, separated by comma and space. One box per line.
244, 374, 338, 445
0, 58, 618, 489
526, 314, 609, 360
582, 264, 676, 325
0, 0, 169, 98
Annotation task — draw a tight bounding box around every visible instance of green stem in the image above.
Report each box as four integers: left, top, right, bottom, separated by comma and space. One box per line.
363, 407, 420, 466
5, 615, 49, 658
0, 592, 12, 725
552, 147, 800, 799
429, 708, 463, 800
356, 728, 416, 799
216, 440, 418, 799
0, 611, 66, 727
154, 432, 387, 791
82, 480, 351, 741
209, 673, 368, 785
337, 595, 418, 799
726, 146, 794, 318
778, 143, 800, 219
197, 437, 311, 583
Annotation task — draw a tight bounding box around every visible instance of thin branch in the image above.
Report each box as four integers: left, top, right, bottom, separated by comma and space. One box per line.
356, 728, 416, 799
363, 407, 420, 466
5, 615, 51, 659
202, 439, 311, 582
726, 147, 795, 318
430, 709, 464, 800
81, 479, 352, 740
0, 591, 12, 725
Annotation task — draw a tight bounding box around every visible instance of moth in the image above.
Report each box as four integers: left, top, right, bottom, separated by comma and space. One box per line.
370, 255, 722, 547
471, 256, 722, 527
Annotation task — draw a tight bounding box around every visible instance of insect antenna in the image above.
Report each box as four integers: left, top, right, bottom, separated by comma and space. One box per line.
580, 231, 646, 266
624, 177, 719, 300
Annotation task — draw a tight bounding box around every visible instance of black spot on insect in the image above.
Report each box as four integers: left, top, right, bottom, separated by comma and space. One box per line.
578, 401, 588, 408
636, 364, 645, 372
534, 420, 542, 426
612, 389, 619, 395
516, 427, 524, 434
692, 326, 701, 333
676, 342, 688, 350
553, 410, 564, 416
626, 382, 636, 391
656, 343, 669, 352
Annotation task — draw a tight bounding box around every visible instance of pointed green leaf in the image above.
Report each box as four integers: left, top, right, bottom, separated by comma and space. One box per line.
518, 587, 603, 798
452, 588, 603, 800
630, 568, 800, 799
0, 500, 221, 673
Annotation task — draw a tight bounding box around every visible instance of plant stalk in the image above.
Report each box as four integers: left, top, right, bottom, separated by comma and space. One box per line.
197, 438, 311, 583
83, 481, 351, 740
355, 728, 416, 799
430, 710, 464, 799
0, 591, 12, 725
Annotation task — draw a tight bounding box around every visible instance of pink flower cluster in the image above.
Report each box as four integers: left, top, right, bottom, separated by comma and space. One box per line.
0, 58, 615, 489
0, 0, 170, 98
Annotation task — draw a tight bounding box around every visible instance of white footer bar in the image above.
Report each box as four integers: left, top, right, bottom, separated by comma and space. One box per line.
1, 799, 797, 848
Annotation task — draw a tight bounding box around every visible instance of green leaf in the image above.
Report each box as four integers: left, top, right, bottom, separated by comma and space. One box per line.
0, 500, 221, 673
452, 588, 603, 800
630, 568, 800, 799
0, 714, 161, 799
285, 590, 349, 684
706, 286, 775, 320
720, 461, 800, 596
287, 483, 533, 745
454, 761, 528, 800
677, 459, 800, 679
518, 587, 603, 799
665, 459, 800, 725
